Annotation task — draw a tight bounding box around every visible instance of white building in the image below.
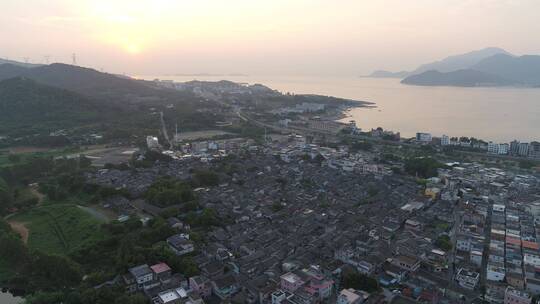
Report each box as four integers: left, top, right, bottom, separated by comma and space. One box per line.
498, 143, 509, 155
523, 252, 540, 267
441, 135, 450, 146
146, 136, 160, 149
486, 264, 505, 282
337, 288, 369, 304
488, 142, 499, 154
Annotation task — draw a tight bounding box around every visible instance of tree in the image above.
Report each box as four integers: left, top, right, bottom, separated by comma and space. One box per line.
0, 231, 29, 264
193, 170, 219, 187
0, 177, 13, 213
404, 157, 445, 178
435, 235, 452, 251
29, 252, 83, 290
342, 271, 379, 292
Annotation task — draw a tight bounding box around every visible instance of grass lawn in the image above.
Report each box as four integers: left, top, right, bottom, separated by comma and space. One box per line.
10, 204, 107, 255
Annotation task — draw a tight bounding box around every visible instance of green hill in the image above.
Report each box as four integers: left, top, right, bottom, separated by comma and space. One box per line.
0, 77, 106, 136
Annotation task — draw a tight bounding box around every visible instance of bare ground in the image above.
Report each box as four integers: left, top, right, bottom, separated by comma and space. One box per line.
8, 221, 29, 244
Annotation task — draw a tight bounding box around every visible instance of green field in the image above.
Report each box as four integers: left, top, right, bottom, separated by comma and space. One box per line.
10, 204, 106, 255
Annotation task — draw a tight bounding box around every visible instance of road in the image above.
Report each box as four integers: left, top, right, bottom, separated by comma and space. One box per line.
479, 204, 493, 288
160, 111, 173, 149
448, 200, 463, 286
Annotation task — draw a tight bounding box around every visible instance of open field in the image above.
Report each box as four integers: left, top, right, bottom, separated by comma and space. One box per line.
10, 204, 107, 255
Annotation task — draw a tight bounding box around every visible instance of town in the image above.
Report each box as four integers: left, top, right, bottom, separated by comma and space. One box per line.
80, 123, 539, 304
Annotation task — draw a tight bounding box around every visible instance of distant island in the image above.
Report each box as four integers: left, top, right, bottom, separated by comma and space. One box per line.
364, 70, 410, 78
368, 47, 540, 87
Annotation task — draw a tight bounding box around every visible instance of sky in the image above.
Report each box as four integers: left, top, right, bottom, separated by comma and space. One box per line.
1, 0, 540, 76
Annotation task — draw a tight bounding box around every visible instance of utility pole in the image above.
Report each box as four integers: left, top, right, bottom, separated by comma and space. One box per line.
72, 53, 77, 65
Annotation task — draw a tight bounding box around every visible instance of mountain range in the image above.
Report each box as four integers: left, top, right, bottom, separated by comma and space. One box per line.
369, 47, 540, 87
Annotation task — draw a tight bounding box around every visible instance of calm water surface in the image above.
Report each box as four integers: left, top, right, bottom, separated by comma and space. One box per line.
138, 75, 540, 142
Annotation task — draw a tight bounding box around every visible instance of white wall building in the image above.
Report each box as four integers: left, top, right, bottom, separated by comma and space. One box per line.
498, 143, 509, 155
146, 136, 160, 149
488, 142, 499, 154
441, 135, 450, 146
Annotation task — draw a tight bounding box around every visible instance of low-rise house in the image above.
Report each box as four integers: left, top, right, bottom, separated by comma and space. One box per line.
404, 219, 421, 231
167, 234, 195, 256
504, 286, 531, 304
487, 263, 506, 282
526, 277, 540, 296
212, 274, 238, 300
470, 250, 483, 267
189, 275, 212, 298
201, 260, 224, 278
523, 251, 540, 268
280, 272, 304, 293
382, 263, 408, 283
506, 272, 525, 290
156, 288, 187, 304
337, 288, 369, 304
128, 264, 155, 290
486, 281, 507, 304
455, 268, 479, 290
391, 255, 420, 272
151, 263, 172, 283
167, 217, 185, 230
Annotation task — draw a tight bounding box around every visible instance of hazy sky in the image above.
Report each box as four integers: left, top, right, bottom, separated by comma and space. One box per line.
2, 0, 540, 76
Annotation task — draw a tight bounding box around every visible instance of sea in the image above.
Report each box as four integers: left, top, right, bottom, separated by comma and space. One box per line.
136, 75, 540, 143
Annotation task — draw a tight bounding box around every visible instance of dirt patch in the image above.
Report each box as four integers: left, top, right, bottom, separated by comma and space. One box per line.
8, 221, 29, 244
29, 186, 45, 204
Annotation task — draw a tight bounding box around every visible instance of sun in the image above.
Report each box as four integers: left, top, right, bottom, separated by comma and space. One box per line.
125, 43, 142, 55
